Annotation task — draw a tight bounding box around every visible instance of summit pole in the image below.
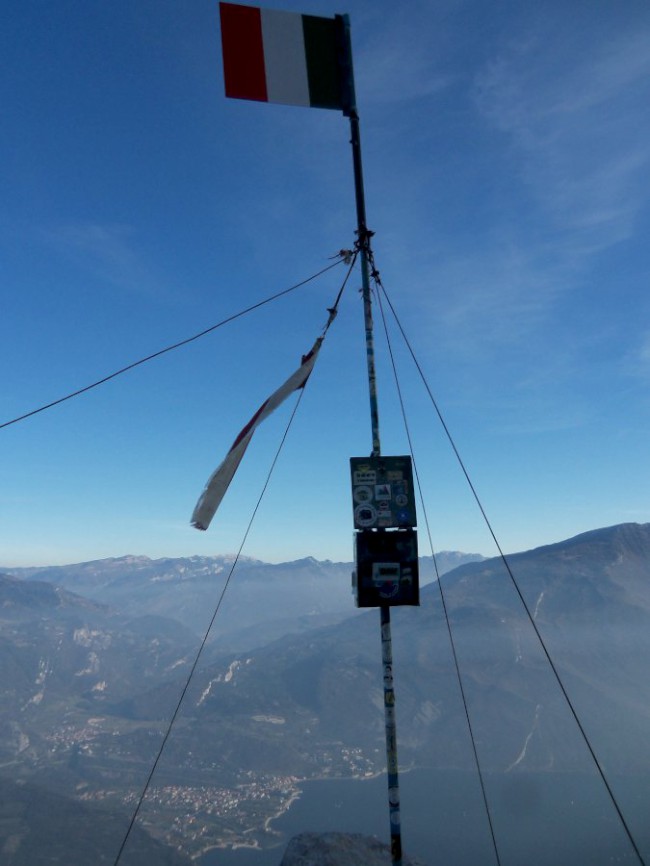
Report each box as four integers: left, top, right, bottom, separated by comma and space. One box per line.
338, 16, 403, 866
337, 20, 380, 459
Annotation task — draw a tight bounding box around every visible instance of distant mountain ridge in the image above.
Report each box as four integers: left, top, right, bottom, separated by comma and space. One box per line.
45, 522, 648, 777
114, 523, 650, 776
3, 550, 485, 651
0, 571, 196, 730
2, 524, 649, 861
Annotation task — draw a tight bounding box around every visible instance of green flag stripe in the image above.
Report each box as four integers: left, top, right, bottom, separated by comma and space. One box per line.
302, 15, 342, 110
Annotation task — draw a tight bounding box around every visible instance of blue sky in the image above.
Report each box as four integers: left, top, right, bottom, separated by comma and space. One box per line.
2, 0, 650, 567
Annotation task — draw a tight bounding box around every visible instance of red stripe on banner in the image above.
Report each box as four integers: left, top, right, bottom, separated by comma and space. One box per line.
220, 3, 267, 102
232, 398, 269, 449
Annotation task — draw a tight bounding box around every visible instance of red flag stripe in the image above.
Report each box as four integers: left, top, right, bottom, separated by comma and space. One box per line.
220, 3, 267, 102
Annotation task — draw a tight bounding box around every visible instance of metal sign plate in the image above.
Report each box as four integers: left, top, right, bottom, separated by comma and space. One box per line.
350, 456, 417, 529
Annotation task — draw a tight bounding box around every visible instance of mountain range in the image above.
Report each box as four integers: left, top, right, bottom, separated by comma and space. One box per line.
5, 550, 484, 651
1, 525, 649, 863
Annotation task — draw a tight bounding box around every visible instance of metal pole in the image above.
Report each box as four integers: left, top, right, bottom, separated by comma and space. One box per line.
381, 605, 402, 865
338, 16, 403, 866
349, 112, 381, 458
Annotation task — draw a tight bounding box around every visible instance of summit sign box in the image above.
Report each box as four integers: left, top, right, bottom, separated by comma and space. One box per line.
350, 455, 417, 530
350, 456, 420, 608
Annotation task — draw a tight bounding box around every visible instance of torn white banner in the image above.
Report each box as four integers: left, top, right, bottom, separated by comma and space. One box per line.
191, 337, 322, 530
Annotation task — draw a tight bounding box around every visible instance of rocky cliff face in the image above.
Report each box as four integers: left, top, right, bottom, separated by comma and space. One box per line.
279, 832, 427, 866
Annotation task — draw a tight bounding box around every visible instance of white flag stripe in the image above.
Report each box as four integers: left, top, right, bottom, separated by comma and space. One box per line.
191, 430, 253, 531
191, 338, 322, 531
261, 9, 310, 107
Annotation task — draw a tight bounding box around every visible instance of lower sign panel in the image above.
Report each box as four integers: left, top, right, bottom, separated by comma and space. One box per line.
353, 529, 419, 607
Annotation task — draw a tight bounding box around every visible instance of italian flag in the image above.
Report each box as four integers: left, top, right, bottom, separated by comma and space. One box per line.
219, 2, 346, 110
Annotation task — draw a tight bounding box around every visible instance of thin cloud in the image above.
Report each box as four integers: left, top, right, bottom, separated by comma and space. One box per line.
42, 222, 170, 299
623, 332, 650, 381
356, 4, 455, 105
358, 43, 453, 105
396, 224, 569, 356
473, 16, 650, 252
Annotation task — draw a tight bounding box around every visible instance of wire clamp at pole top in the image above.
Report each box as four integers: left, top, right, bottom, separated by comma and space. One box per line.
355, 226, 375, 251
354, 229, 381, 287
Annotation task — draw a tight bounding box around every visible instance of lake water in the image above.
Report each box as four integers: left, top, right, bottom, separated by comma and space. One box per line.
200, 768, 649, 866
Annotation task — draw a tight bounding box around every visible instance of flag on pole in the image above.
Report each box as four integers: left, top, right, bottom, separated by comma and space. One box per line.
219, 2, 349, 111
191, 338, 323, 531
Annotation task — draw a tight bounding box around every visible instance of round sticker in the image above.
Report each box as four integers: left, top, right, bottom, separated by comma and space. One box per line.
354, 503, 377, 527
353, 485, 373, 504
379, 581, 399, 599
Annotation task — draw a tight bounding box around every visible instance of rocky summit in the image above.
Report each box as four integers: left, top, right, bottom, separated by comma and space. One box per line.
280, 832, 427, 866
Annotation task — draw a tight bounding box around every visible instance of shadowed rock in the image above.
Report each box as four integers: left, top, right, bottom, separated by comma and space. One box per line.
279, 832, 427, 866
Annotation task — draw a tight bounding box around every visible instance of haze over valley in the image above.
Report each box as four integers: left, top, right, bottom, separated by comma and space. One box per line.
1, 525, 649, 864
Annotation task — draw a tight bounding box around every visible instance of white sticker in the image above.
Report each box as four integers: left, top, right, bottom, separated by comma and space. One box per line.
353, 485, 373, 504
354, 503, 377, 527
375, 483, 391, 501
